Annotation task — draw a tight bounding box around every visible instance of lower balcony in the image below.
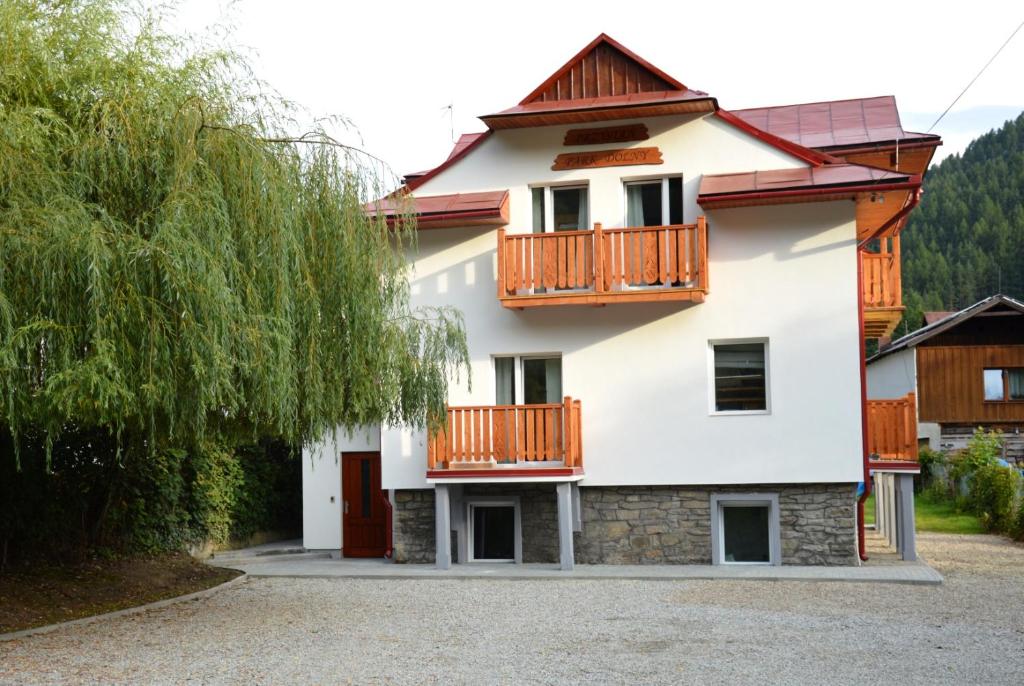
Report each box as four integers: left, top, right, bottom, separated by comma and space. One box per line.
497, 219, 708, 308
866, 392, 918, 462
426, 398, 583, 479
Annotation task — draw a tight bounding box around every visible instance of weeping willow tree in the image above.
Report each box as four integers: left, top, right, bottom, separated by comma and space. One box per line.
0, 1, 467, 559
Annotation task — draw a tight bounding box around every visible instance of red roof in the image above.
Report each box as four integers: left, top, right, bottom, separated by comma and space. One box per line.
447, 133, 486, 160
923, 311, 955, 325
368, 190, 509, 229
698, 164, 918, 208
730, 96, 938, 150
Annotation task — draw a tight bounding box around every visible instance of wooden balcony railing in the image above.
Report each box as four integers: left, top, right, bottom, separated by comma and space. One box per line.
866, 392, 918, 461
427, 397, 583, 471
862, 235, 903, 339
497, 218, 708, 308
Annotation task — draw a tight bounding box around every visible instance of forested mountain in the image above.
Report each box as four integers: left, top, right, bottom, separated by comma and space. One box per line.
899, 112, 1024, 336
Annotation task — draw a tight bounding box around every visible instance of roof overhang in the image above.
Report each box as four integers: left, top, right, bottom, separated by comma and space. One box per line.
698, 165, 919, 210
480, 92, 716, 130
368, 190, 510, 230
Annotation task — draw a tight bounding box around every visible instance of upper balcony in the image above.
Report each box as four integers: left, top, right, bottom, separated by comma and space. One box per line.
862, 235, 903, 339
497, 218, 708, 308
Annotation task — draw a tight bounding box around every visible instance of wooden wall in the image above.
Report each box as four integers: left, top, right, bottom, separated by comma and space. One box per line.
917, 344, 1024, 423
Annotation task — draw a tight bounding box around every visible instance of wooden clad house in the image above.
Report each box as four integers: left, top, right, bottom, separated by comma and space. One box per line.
302, 35, 940, 568
867, 294, 1024, 463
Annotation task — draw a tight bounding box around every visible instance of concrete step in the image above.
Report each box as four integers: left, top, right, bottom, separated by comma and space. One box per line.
211, 550, 330, 565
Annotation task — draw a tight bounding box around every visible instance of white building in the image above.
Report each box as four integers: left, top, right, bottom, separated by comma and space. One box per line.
303, 35, 939, 567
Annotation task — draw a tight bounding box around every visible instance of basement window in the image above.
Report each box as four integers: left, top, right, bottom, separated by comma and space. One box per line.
467, 498, 522, 563
710, 494, 781, 566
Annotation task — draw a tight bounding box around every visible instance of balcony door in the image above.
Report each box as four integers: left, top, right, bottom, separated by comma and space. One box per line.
495, 355, 562, 405
532, 186, 589, 233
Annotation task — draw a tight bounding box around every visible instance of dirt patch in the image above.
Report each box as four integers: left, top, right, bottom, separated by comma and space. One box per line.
0, 553, 241, 633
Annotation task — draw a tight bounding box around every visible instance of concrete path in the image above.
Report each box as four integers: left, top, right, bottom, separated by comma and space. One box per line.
207, 543, 943, 585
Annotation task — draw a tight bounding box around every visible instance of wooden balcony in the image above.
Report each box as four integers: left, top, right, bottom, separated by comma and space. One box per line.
426, 397, 583, 478
862, 235, 903, 339
867, 392, 918, 461
497, 218, 708, 308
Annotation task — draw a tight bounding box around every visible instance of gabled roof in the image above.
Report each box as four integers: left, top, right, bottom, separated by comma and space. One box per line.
367, 190, 509, 230
869, 294, 1024, 362
480, 34, 716, 130
698, 163, 918, 209
730, 96, 940, 151
518, 33, 691, 104
923, 311, 955, 325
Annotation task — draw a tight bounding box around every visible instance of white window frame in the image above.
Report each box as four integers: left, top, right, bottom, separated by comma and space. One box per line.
492, 353, 563, 406
710, 493, 781, 566
529, 183, 591, 233
466, 496, 522, 563
622, 174, 684, 227
707, 338, 771, 416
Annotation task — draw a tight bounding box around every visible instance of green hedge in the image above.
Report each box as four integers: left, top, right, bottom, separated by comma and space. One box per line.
0, 429, 299, 566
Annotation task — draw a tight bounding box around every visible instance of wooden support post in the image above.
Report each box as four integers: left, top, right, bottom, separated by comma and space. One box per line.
562, 395, 573, 466
697, 216, 708, 292
593, 223, 605, 293
496, 228, 506, 298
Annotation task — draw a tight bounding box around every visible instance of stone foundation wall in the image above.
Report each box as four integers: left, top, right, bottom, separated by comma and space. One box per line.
392, 489, 435, 563
390, 483, 858, 566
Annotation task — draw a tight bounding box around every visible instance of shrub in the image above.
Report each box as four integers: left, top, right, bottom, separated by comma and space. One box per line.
917, 446, 946, 491
948, 428, 1003, 485
968, 463, 1020, 534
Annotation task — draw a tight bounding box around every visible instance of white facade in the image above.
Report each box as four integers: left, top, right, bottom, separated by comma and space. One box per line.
302, 426, 379, 550
866, 348, 917, 400
372, 112, 864, 490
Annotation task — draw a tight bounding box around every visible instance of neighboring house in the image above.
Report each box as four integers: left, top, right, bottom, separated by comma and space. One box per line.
868, 294, 1024, 464
303, 35, 939, 568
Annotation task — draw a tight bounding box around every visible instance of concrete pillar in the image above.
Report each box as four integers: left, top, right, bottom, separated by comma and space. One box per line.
872, 474, 881, 531
435, 484, 451, 570
556, 482, 575, 571
451, 485, 467, 564
571, 482, 582, 532
896, 473, 917, 561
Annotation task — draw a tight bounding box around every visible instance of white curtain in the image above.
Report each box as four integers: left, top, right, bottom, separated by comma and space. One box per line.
1010, 369, 1024, 400
495, 357, 515, 404
626, 184, 645, 227
576, 188, 588, 230
544, 358, 563, 403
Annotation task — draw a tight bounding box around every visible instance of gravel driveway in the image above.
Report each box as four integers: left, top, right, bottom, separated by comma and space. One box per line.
2, 533, 1023, 685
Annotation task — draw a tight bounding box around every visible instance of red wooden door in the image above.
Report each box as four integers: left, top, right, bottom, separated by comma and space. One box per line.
342, 452, 388, 557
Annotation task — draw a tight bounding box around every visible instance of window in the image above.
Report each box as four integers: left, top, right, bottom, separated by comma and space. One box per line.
466, 497, 522, 563
531, 185, 589, 233
710, 340, 769, 413
710, 494, 781, 566
494, 355, 562, 405
625, 176, 683, 227
984, 368, 1024, 402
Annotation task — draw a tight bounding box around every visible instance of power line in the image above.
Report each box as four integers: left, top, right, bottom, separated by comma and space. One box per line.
927, 17, 1024, 133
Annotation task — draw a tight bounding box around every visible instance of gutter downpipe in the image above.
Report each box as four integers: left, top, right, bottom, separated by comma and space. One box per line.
855, 187, 922, 562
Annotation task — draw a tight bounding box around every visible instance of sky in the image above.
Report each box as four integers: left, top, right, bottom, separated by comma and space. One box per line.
165, 0, 1024, 179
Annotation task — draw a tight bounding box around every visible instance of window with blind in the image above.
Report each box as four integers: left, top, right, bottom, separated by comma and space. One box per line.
711, 341, 769, 413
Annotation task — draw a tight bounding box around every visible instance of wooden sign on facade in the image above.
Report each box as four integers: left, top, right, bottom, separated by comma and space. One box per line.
563, 123, 649, 146
551, 146, 663, 171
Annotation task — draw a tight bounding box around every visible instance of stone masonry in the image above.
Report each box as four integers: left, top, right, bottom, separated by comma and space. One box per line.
391, 483, 857, 566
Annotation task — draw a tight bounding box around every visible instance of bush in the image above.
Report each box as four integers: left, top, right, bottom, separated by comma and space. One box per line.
917, 446, 946, 491
968, 463, 1020, 534
948, 428, 1003, 484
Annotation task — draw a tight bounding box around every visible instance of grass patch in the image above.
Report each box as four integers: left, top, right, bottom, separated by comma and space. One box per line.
0, 553, 241, 634
864, 492, 985, 534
